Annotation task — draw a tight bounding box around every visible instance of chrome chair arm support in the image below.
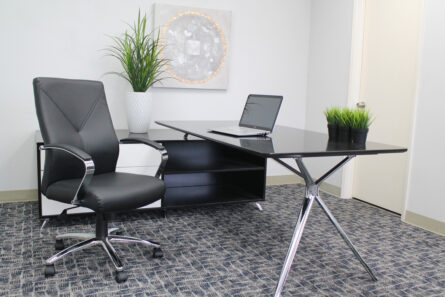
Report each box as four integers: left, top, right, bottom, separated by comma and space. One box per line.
39, 144, 95, 205
120, 137, 169, 179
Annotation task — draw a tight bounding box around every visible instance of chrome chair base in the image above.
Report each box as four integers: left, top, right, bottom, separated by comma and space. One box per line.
45, 228, 162, 282
54, 227, 120, 242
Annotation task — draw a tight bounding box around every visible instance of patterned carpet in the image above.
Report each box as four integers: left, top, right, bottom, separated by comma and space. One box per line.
0, 184, 444, 296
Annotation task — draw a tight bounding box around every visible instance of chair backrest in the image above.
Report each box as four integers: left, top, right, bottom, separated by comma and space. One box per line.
33, 77, 119, 194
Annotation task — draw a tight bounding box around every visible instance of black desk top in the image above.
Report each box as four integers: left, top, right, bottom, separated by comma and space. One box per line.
35, 129, 201, 144
156, 121, 407, 158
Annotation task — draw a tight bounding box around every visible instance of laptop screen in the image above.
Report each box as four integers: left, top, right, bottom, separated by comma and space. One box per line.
239, 94, 283, 131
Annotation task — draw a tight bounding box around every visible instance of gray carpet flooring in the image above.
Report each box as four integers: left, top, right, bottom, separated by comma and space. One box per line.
0, 184, 444, 296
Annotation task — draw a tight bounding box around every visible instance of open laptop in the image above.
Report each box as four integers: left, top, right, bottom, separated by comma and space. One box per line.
210, 94, 283, 137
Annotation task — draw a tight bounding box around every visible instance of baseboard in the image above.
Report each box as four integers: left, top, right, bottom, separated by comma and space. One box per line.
266, 175, 341, 197
403, 210, 445, 236
0, 189, 38, 203
319, 182, 341, 197
267, 175, 302, 186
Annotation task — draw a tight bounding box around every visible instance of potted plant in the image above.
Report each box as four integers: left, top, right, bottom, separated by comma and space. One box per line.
107, 10, 167, 133
337, 107, 353, 142
324, 107, 341, 141
351, 109, 373, 144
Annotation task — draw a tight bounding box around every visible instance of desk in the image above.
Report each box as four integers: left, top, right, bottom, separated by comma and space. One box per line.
156, 120, 407, 297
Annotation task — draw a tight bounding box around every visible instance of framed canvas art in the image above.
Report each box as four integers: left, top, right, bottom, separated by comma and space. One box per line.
154, 4, 232, 89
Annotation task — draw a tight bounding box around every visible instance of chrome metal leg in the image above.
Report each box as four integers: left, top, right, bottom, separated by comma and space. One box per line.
274, 196, 315, 297
40, 218, 49, 232
56, 232, 95, 241
315, 196, 377, 281
46, 231, 159, 272
55, 227, 119, 241
43, 212, 160, 281
108, 227, 119, 234
46, 238, 99, 265
273, 156, 376, 297
255, 202, 263, 211
109, 235, 160, 248
101, 238, 123, 271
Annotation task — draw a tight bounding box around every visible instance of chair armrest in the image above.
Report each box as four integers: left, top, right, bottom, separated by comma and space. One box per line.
40, 144, 92, 161
119, 137, 168, 179
120, 137, 165, 151
39, 144, 95, 205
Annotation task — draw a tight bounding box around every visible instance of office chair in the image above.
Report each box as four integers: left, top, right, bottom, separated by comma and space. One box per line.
33, 77, 168, 283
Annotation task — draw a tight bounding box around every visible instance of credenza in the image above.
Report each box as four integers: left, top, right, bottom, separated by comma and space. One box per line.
35, 129, 267, 217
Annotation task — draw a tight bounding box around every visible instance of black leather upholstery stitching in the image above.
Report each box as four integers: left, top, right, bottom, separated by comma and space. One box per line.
40, 87, 102, 132
78, 92, 104, 131
40, 87, 79, 131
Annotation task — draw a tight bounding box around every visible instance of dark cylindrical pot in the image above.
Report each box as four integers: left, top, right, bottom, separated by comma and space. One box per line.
337, 126, 350, 142
351, 128, 369, 144
326, 141, 338, 150
327, 124, 338, 141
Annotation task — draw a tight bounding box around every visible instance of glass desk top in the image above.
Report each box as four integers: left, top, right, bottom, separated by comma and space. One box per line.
155, 121, 407, 158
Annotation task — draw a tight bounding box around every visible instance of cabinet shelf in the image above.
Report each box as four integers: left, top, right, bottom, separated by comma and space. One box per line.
164, 158, 264, 174
163, 184, 262, 208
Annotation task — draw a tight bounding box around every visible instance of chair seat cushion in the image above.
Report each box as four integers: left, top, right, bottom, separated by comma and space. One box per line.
45, 172, 165, 213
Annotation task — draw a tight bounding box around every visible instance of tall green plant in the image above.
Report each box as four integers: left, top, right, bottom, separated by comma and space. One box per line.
107, 10, 167, 92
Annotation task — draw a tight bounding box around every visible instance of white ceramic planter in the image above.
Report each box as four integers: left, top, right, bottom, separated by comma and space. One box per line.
125, 91, 152, 133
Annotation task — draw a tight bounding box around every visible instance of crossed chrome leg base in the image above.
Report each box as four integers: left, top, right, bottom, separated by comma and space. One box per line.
272, 156, 377, 297
44, 215, 163, 283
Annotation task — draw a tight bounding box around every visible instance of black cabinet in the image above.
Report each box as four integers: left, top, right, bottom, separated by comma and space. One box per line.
162, 140, 266, 208
36, 129, 266, 216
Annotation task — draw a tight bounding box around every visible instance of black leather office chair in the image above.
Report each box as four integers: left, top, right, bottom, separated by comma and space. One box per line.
33, 77, 168, 282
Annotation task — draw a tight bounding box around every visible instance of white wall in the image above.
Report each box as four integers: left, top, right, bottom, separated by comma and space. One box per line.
404, 0, 445, 223
0, 0, 311, 192
303, 0, 354, 188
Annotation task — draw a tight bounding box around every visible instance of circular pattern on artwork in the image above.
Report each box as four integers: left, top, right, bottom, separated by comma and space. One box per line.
161, 11, 227, 85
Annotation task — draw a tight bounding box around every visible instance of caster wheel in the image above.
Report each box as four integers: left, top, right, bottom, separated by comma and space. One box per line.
55, 239, 65, 250
153, 247, 163, 258
44, 265, 55, 277
115, 271, 128, 283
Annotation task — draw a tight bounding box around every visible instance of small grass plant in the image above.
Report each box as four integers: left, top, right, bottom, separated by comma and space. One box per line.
351, 109, 373, 130
324, 106, 374, 143
339, 107, 354, 127
324, 107, 341, 126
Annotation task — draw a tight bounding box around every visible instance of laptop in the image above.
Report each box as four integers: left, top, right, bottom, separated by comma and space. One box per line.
210, 94, 283, 137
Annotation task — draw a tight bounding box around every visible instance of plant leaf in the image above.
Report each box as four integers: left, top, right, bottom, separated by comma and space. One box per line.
104, 9, 168, 91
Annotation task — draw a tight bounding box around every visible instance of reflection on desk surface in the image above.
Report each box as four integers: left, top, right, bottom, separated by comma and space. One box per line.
239, 137, 275, 153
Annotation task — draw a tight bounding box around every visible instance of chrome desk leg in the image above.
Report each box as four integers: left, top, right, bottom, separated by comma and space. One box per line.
274, 196, 315, 297
273, 156, 376, 297
315, 196, 377, 281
